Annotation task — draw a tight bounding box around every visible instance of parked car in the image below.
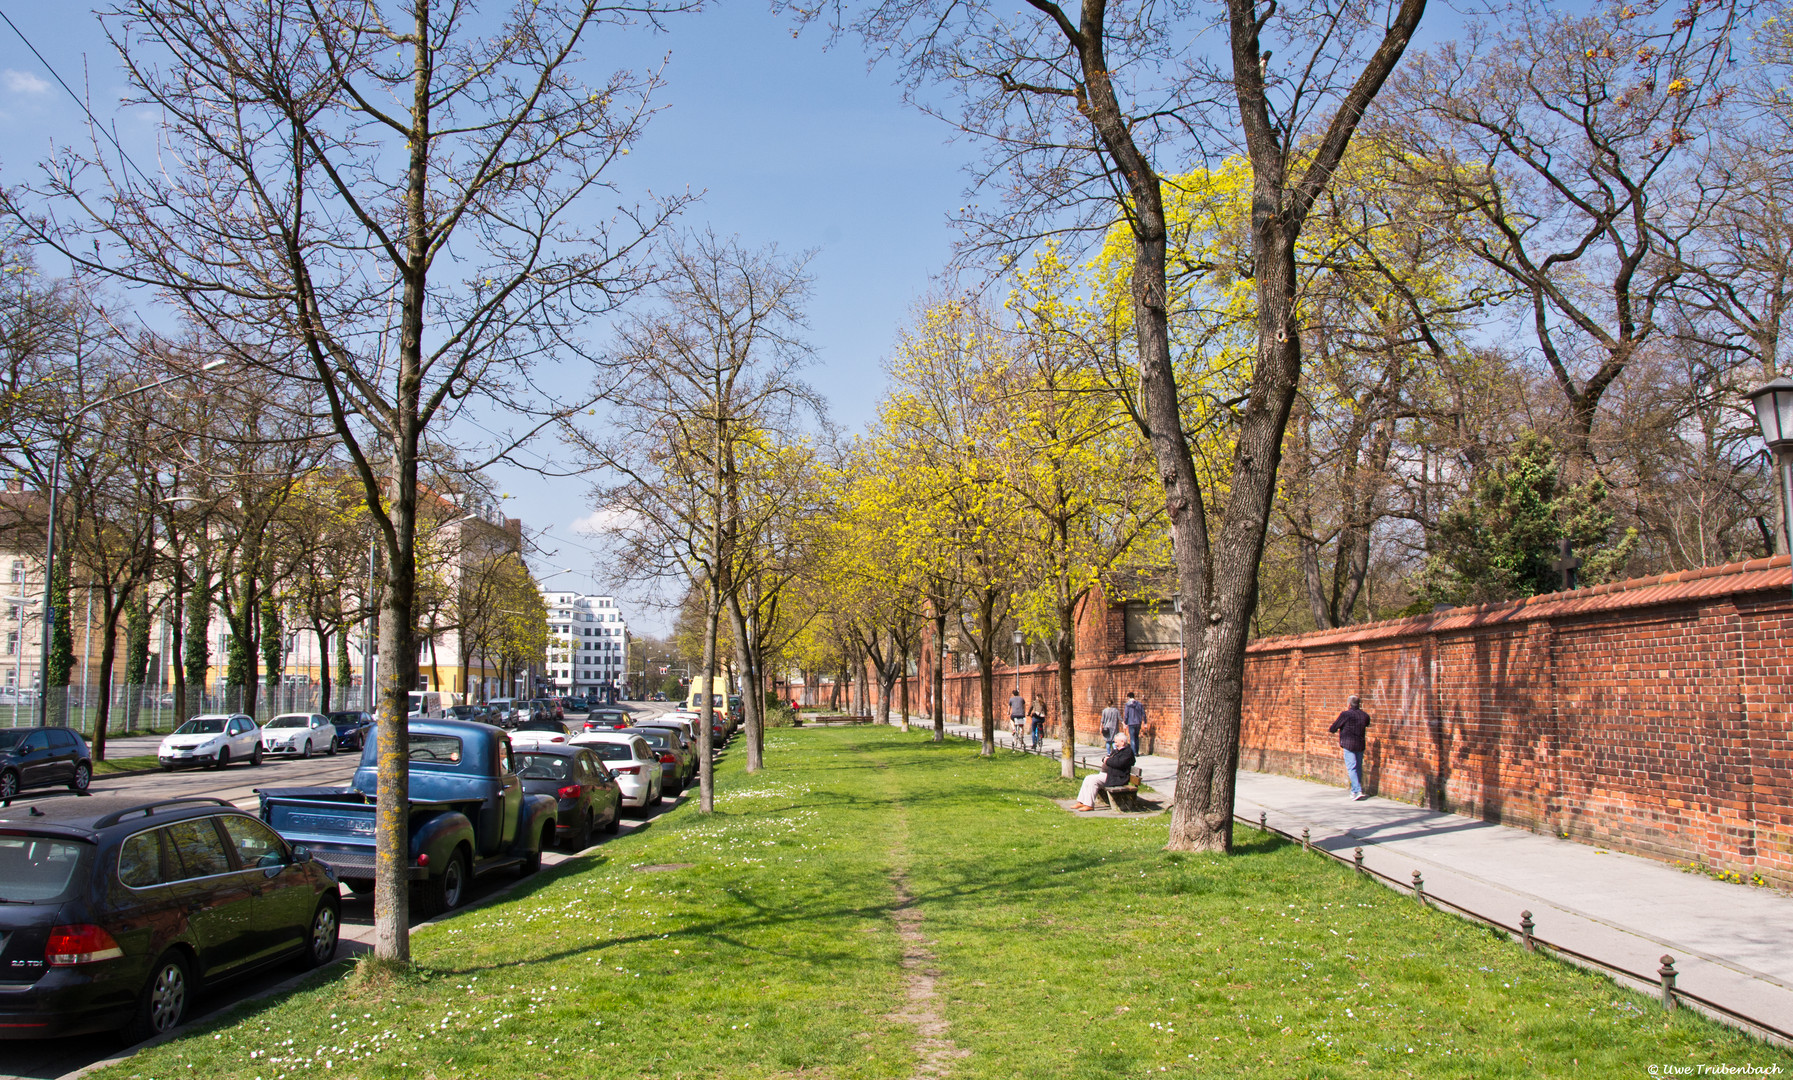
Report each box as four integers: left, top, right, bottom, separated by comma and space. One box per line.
407, 691, 444, 719
579, 708, 633, 733
566, 695, 591, 713
157, 714, 261, 771
325, 711, 375, 752
509, 718, 573, 748
483, 698, 520, 729
636, 716, 697, 751
0, 794, 339, 1042
260, 713, 337, 758
259, 719, 556, 914
530, 698, 561, 723
621, 725, 693, 791
512, 744, 621, 849
0, 727, 92, 799
568, 733, 663, 814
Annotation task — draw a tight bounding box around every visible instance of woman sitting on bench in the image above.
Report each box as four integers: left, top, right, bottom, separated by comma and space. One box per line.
1073, 729, 1135, 811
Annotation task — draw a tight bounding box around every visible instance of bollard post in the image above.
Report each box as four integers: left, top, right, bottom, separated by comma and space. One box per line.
1354, 847, 1364, 874
1259, 811, 1267, 833
1301, 827, 1311, 852
1412, 869, 1425, 904
1520, 910, 1535, 952
1659, 956, 1678, 1012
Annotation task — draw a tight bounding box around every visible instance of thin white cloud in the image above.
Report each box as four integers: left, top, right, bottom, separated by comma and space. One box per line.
4, 70, 51, 96
572, 507, 644, 536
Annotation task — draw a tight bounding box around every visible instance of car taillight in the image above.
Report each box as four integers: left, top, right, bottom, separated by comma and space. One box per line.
417, 852, 430, 867
658, 753, 677, 763
613, 765, 640, 775
46, 924, 123, 966
551, 735, 565, 743
558, 783, 584, 799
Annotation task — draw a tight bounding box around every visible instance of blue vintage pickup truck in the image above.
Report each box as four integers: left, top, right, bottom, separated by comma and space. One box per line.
257, 719, 558, 914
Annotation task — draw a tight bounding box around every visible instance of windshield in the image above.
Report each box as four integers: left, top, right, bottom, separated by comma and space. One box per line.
514, 753, 573, 781
327, 712, 365, 726
583, 742, 636, 761
266, 716, 307, 729
407, 733, 463, 765
0, 834, 90, 903
517, 719, 565, 732
175, 717, 227, 735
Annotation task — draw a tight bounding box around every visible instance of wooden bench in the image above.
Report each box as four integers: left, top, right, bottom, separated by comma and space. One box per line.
1095, 768, 1146, 812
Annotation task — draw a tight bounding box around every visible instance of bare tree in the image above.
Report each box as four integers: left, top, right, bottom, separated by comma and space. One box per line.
6, 0, 690, 962
1392, 0, 1745, 460
589, 231, 818, 803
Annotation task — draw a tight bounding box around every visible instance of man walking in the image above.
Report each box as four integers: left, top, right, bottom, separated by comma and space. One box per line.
1073, 728, 1135, 812
1328, 695, 1371, 801
1122, 692, 1147, 752
1099, 699, 1122, 751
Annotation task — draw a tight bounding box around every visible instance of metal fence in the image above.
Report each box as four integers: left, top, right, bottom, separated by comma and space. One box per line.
0, 683, 379, 735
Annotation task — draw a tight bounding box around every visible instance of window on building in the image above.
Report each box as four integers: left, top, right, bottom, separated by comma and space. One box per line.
8, 561, 20, 583
5, 631, 14, 656
1122, 601, 1180, 653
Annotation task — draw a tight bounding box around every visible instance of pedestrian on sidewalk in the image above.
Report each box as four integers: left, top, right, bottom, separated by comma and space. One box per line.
1028, 696, 1047, 750
1008, 689, 1027, 744
1074, 729, 1135, 811
1099, 700, 1121, 751
1123, 692, 1147, 752
1328, 695, 1371, 800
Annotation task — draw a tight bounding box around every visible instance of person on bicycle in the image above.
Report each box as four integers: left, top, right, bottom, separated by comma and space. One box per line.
1028, 696, 1047, 749
1008, 689, 1027, 743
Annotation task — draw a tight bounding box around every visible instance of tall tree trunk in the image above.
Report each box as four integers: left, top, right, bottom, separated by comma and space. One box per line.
726, 591, 762, 773
698, 580, 720, 811
932, 608, 945, 743
975, 590, 996, 756
1056, 598, 1077, 780
92, 593, 126, 763
316, 624, 333, 713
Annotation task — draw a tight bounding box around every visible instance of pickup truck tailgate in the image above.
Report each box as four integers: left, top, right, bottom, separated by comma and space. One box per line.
259, 787, 380, 878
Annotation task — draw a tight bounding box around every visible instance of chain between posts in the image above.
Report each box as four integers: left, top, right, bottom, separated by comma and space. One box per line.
1234, 810, 1791, 1046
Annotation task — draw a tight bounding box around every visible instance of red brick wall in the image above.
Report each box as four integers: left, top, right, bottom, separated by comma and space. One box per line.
894, 557, 1793, 887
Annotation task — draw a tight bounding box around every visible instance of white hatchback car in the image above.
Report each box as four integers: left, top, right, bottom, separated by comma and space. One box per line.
158, 713, 262, 770
261, 712, 338, 757
570, 732, 663, 813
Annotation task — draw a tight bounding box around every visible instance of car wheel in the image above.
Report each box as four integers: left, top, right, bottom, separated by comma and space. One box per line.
567, 810, 591, 851
603, 803, 621, 834
519, 824, 551, 876
251, 743, 263, 766
214, 746, 230, 770
419, 849, 467, 916
122, 951, 191, 1045
301, 738, 313, 759
326, 738, 337, 756
69, 762, 91, 792
294, 896, 340, 970
0, 769, 17, 799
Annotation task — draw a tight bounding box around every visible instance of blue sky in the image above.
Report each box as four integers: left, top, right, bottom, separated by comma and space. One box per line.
0, 0, 978, 633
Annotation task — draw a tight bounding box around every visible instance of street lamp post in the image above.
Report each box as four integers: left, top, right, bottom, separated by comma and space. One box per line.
1747, 377, 1793, 601
1012, 629, 1025, 702
37, 360, 225, 727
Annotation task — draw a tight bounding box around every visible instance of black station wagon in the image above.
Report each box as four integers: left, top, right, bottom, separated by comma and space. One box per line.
0, 794, 340, 1043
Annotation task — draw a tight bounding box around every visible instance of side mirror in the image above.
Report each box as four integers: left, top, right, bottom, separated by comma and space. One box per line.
290, 844, 314, 864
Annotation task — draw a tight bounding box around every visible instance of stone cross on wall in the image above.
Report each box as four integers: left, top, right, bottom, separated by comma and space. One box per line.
1552, 538, 1582, 592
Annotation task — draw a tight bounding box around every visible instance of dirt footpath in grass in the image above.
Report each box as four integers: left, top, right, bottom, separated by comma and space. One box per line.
91, 726, 1793, 1080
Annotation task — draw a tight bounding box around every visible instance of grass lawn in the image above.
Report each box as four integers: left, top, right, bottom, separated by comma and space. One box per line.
98, 726, 1793, 1079
94, 755, 160, 775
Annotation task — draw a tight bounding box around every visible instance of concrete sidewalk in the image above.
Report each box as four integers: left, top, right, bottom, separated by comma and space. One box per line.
907, 715, 1793, 1044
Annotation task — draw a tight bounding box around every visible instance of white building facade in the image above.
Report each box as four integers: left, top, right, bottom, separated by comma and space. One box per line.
543, 592, 630, 699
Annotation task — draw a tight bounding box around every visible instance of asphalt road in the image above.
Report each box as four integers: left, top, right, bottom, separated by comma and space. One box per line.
3, 701, 687, 1080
